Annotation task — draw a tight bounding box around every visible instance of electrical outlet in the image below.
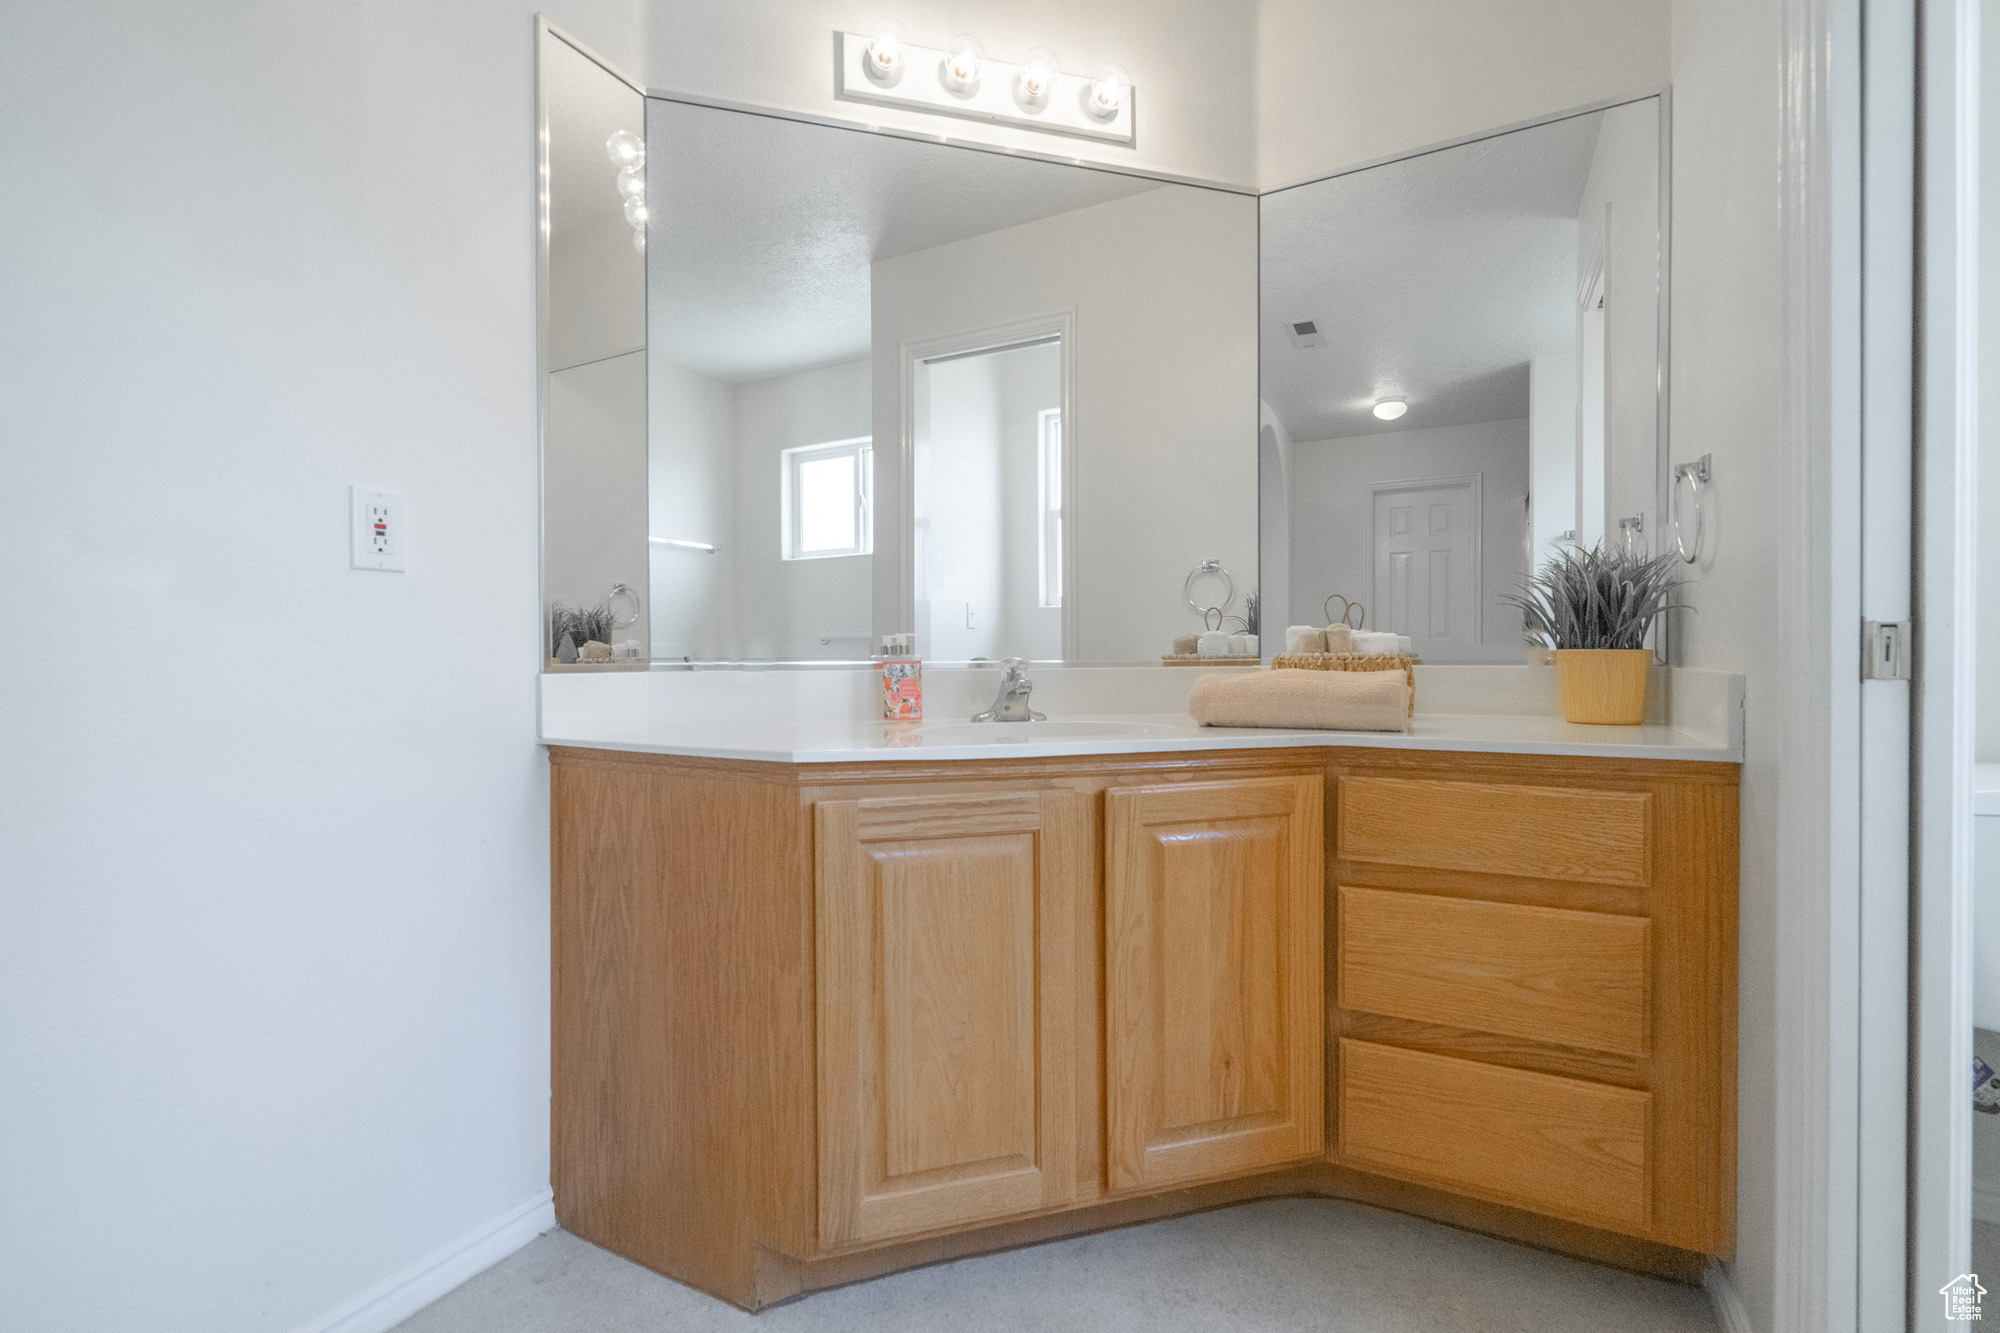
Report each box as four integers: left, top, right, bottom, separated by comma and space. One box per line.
350, 486, 405, 571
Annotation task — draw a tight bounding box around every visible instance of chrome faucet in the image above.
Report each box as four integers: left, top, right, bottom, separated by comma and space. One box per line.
971, 657, 1045, 722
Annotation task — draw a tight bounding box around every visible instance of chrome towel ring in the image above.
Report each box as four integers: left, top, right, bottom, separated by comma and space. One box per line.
1671, 454, 1711, 564
1184, 559, 1236, 616
608, 581, 643, 629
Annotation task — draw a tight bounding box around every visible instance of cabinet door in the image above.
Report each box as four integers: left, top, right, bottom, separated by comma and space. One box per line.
1103, 775, 1324, 1192
816, 790, 1085, 1248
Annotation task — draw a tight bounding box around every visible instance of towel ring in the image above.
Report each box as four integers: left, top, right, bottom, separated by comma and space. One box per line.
1324, 594, 1365, 630
1670, 455, 1710, 564
608, 582, 642, 629
1185, 559, 1236, 616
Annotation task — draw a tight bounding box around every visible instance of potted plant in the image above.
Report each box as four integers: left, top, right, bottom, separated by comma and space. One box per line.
1507, 544, 1688, 725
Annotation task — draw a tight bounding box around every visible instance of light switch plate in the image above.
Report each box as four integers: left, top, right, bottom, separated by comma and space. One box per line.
350, 486, 405, 571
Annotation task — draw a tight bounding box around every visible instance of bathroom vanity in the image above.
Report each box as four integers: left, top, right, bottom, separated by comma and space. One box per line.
544, 669, 1739, 1310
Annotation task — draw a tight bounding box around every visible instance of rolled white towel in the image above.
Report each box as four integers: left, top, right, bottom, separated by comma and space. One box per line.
1352, 630, 1401, 655
1397, 635, 1414, 655
1229, 633, 1258, 656
1197, 631, 1231, 656
1285, 625, 1326, 655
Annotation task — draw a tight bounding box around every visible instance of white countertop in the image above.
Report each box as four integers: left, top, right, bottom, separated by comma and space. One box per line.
539, 664, 1745, 765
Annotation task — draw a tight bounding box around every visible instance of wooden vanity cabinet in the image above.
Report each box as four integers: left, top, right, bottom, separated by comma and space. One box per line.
550, 743, 1736, 1311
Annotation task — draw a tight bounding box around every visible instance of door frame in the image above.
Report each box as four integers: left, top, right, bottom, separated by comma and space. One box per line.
897, 312, 1077, 660
1365, 472, 1484, 648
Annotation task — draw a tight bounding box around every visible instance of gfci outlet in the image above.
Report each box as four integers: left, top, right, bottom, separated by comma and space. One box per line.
350, 486, 405, 571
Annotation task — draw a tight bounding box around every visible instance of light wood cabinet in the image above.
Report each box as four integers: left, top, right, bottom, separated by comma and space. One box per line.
815, 791, 1087, 1247
1103, 777, 1323, 1191
550, 743, 1736, 1311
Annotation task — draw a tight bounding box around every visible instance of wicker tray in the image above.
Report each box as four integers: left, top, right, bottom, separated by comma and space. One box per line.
1159, 654, 1262, 666
1270, 651, 1420, 716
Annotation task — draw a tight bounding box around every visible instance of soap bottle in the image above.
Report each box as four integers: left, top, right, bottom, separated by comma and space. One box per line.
880, 634, 922, 721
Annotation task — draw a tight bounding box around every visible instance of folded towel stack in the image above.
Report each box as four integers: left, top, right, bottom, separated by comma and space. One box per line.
1187, 667, 1410, 733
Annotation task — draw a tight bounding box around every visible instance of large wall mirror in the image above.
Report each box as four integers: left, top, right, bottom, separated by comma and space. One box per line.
1259, 98, 1667, 663
533, 95, 1253, 669
541, 38, 1664, 673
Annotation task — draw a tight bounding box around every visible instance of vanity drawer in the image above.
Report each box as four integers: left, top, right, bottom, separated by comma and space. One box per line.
1338, 1039, 1651, 1234
1337, 886, 1651, 1056
1336, 776, 1651, 886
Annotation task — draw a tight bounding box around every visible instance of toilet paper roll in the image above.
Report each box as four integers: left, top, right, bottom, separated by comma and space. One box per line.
1396, 635, 1414, 655
1197, 631, 1230, 657
1229, 633, 1257, 656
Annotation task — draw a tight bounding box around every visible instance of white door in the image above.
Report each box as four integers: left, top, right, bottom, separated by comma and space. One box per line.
1369, 477, 1481, 662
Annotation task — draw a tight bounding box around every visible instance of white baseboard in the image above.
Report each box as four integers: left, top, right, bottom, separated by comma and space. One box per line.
1976, 1181, 2000, 1225
1704, 1261, 1755, 1333
294, 1190, 556, 1333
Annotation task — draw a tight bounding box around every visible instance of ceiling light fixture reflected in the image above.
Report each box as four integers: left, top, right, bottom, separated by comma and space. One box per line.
1372, 398, 1408, 421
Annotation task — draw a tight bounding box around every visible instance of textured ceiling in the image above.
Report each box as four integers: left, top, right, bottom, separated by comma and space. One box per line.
1259, 111, 1607, 443
646, 100, 1163, 384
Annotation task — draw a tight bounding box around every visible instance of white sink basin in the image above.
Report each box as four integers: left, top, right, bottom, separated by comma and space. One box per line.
913, 719, 1185, 745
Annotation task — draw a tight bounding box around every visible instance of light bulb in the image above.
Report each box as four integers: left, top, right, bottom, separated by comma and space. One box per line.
1016, 46, 1058, 106
865, 19, 907, 83
1372, 398, 1408, 421
616, 167, 645, 201
941, 35, 983, 94
605, 129, 644, 170
631, 229, 646, 254
1087, 64, 1130, 120
623, 196, 647, 227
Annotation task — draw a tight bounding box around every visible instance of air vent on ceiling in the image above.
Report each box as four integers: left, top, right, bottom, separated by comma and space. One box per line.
1287, 319, 1325, 349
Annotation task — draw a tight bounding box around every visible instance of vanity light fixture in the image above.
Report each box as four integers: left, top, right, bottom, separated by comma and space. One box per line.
1016, 46, 1059, 107
834, 30, 1134, 145
941, 35, 983, 94
651, 537, 718, 554
1086, 65, 1131, 120
1372, 398, 1408, 421
864, 19, 908, 84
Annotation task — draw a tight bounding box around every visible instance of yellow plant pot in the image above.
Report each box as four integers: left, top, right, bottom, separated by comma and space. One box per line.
1554, 649, 1652, 725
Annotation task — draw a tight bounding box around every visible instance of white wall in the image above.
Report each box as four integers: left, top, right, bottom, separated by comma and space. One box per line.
646, 0, 1259, 191
0, 1, 647, 1329
1663, 0, 1788, 1321
1288, 419, 1531, 662
732, 358, 873, 659
873, 185, 1260, 662
1575, 98, 1663, 554
1255, 0, 1670, 190
1529, 351, 1578, 566
647, 356, 734, 659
